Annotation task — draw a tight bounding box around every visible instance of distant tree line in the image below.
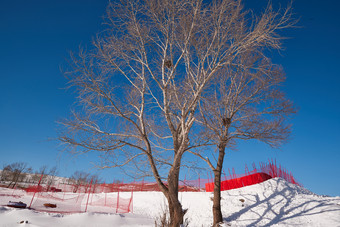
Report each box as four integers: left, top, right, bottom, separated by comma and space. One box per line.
0, 162, 100, 189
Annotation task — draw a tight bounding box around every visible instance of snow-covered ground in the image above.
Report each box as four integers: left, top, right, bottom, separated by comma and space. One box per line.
0, 178, 339, 226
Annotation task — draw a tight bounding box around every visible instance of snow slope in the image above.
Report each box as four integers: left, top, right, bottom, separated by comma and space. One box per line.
0, 178, 339, 226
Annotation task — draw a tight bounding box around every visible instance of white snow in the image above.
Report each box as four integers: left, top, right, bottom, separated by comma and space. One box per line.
1, 178, 339, 226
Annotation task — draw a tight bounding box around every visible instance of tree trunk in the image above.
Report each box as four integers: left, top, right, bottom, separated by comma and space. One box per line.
144, 139, 185, 226
167, 162, 184, 227
168, 192, 184, 227
212, 144, 226, 226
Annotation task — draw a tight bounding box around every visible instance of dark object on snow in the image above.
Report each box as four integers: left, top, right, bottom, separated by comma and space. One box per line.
43, 203, 57, 208
239, 198, 245, 203
50, 187, 62, 192
7, 201, 27, 209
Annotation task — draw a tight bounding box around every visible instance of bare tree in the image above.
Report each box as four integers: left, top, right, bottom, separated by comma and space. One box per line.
59, 0, 294, 225
30, 165, 48, 184
69, 171, 90, 193
0, 166, 10, 182
25, 167, 33, 183
1, 162, 28, 188
46, 166, 59, 189
68, 171, 100, 193
190, 51, 296, 225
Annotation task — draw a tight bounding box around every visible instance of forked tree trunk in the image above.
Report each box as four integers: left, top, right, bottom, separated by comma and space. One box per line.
168, 193, 184, 226
167, 161, 185, 227
146, 141, 185, 226
212, 144, 226, 226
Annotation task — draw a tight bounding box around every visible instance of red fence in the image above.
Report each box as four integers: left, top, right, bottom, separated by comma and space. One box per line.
28, 180, 134, 214
205, 160, 302, 192
1, 159, 301, 213
0, 178, 134, 214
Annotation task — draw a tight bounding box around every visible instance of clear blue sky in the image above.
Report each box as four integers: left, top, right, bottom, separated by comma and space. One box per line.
1, 0, 339, 196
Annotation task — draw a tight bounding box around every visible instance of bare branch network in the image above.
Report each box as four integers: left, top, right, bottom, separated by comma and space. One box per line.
59, 0, 296, 225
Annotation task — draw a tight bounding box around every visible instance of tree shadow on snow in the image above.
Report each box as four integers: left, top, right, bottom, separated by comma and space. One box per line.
223, 178, 340, 226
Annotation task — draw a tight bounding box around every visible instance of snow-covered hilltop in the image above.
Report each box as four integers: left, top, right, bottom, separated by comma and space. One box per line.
1, 178, 339, 226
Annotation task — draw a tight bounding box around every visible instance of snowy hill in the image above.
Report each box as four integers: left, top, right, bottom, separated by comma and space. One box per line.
0, 178, 339, 226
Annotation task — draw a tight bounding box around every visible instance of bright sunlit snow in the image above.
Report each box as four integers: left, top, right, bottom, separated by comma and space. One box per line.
1, 178, 339, 226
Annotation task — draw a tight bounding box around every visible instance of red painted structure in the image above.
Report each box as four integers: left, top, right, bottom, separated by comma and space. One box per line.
205, 172, 272, 192
205, 160, 301, 192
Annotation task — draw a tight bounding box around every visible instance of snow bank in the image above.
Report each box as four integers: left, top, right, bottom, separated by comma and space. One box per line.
0, 178, 339, 226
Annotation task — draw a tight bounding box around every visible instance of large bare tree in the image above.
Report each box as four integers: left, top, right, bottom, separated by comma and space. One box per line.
191, 51, 296, 225
59, 0, 294, 225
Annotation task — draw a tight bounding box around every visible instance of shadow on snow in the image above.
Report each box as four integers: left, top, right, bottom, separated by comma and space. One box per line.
223, 178, 340, 226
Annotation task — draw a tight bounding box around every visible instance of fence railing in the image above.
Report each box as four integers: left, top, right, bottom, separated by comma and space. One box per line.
205, 159, 302, 192
0, 159, 301, 213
